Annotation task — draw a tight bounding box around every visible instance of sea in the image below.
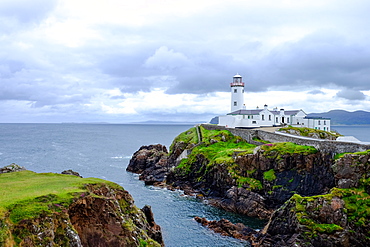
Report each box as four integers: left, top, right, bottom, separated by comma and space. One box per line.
0, 123, 369, 247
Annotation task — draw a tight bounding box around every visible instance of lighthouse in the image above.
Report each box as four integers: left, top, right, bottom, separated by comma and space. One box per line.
230, 73, 245, 112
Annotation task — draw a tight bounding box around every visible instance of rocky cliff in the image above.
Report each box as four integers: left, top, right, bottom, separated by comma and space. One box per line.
0, 164, 163, 247
127, 125, 370, 246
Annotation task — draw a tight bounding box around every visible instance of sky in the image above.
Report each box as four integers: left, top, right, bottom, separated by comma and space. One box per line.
1, 0, 370, 123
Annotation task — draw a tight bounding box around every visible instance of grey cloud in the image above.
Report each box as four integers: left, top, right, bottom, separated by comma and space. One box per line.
308, 90, 324, 95
0, 59, 25, 78
336, 89, 366, 100
247, 31, 370, 92
0, 0, 58, 24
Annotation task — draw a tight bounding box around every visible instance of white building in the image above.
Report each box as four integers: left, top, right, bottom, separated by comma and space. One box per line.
218, 74, 331, 131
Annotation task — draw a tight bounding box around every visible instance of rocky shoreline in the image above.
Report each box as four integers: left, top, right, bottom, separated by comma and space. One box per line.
126, 125, 370, 247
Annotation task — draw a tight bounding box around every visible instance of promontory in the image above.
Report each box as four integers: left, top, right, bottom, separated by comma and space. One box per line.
127, 124, 370, 247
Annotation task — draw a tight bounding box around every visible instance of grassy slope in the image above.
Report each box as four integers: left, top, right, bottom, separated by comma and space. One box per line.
0, 171, 120, 222
172, 127, 321, 190
279, 126, 341, 139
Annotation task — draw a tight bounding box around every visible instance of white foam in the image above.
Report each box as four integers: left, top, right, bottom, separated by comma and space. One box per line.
111, 155, 132, 159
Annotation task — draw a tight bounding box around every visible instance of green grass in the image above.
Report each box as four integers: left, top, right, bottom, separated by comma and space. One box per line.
199, 126, 240, 145
174, 127, 257, 176
334, 149, 370, 160
263, 169, 276, 181
279, 126, 341, 139
260, 142, 317, 158
236, 177, 262, 190
0, 171, 120, 223
252, 137, 270, 144
169, 127, 198, 153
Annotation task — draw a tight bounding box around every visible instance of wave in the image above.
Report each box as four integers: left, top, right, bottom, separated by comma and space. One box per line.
111, 155, 132, 159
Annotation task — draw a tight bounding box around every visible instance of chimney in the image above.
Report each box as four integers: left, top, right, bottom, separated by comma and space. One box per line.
280, 109, 284, 115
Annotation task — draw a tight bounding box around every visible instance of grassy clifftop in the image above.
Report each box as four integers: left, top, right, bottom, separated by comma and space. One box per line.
0, 169, 162, 247
0, 170, 120, 223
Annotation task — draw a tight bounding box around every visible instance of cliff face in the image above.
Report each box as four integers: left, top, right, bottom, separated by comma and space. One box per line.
127, 128, 335, 219
126, 125, 370, 247
257, 151, 370, 247
0, 167, 163, 247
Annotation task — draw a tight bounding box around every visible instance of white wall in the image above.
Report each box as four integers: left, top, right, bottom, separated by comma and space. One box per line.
230, 86, 244, 112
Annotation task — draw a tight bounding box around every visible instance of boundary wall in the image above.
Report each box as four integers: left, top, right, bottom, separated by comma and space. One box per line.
202, 124, 370, 154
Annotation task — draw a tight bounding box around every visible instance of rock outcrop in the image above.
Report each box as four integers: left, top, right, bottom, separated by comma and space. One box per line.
0, 163, 26, 174
127, 125, 370, 246
0, 167, 163, 246
194, 217, 257, 241
61, 169, 82, 177
126, 144, 169, 185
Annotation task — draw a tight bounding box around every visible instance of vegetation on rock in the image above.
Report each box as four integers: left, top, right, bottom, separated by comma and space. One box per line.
278, 126, 341, 140
127, 124, 370, 246
259, 142, 318, 159
0, 169, 163, 246
174, 126, 256, 177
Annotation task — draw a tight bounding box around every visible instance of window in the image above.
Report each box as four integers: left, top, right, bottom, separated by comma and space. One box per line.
262, 115, 265, 121
324, 120, 326, 125
234, 89, 237, 93
242, 89, 244, 93
276, 117, 278, 122
234, 101, 237, 106
269, 115, 271, 121
248, 115, 250, 119
252, 121, 257, 124
318, 120, 321, 125
287, 117, 289, 123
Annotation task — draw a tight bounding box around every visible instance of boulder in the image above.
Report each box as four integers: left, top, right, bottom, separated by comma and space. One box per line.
126, 144, 170, 185
0, 163, 26, 174
194, 217, 257, 241
61, 169, 83, 177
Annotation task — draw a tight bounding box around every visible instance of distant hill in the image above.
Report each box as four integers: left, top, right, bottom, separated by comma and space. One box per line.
308, 110, 370, 125
209, 116, 219, 124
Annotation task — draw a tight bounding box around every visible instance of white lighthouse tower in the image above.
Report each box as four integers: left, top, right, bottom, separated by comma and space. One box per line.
230, 73, 245, 112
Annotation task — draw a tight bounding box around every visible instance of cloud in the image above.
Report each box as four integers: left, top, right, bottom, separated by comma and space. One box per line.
336, 89, 366, 101
308, 90, 324, 95
1, 0, 370, 123
0, 0, 58, 33
144, 46, 191, 71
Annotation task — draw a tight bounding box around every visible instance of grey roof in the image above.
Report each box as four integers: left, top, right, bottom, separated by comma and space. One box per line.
228, 109, 305, 116
270, 110, 301, 116
228, 109, 262, 115
304, 116, 331, 120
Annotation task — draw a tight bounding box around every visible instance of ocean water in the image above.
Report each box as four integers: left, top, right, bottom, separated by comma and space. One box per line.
0, 123, 264, 247
332, 125, 370, 142
2, 124, 368, 246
